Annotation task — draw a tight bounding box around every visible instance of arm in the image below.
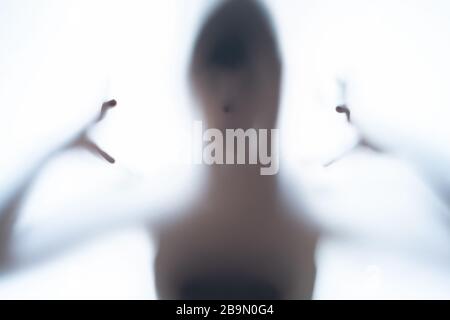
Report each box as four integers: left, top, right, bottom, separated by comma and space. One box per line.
0, 100, 118, 271
329, 103, 450, 209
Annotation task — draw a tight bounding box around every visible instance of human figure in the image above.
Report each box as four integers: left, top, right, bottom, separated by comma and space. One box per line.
1, 0, 449, 300
154, 0, 318, 299
0, 0, 317, 299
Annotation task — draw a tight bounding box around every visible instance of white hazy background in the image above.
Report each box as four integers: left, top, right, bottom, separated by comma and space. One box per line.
0, 0, 449, 299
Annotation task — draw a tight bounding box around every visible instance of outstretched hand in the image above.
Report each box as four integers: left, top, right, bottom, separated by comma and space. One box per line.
325, 104, 382, 167
63, 99, 117, 164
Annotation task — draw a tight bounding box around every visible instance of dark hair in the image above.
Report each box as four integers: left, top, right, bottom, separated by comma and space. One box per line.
190, 0, 280, 74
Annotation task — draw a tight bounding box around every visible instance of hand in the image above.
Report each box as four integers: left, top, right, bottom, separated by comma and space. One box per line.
63, 99, 117, 164
324, 104, 382, 167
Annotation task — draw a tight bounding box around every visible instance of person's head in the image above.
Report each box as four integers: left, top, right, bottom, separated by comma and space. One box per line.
153, 0, 318, 301
189, 0, 282, 130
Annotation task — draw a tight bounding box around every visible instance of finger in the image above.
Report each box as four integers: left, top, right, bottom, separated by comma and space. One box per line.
82, 138, 115, 164
324, 145, 357, 167
93, 144, 115, 164
336, 105, 351, 122
97, 99, 117, 122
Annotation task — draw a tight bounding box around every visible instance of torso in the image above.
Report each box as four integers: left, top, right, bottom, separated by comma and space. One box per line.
153, 167, 317, 299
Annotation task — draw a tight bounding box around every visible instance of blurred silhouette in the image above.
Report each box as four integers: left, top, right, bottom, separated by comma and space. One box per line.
2, 0, 449, 300
0, 0, 317, 300
154, 0, 317, 300
0, 100, 117, 271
